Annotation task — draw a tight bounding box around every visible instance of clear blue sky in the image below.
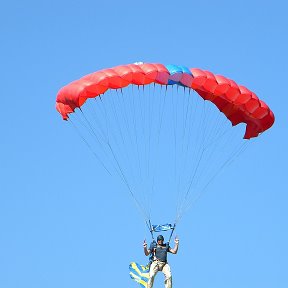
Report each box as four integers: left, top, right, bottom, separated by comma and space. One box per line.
1, 1, 287, 287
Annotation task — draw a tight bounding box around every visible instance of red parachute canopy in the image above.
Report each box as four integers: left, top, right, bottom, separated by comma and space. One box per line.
56, 63, 274, 139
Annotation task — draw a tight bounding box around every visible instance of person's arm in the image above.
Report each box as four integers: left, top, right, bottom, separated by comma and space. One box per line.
143, 239, 151, 256
169, 237, 179, 254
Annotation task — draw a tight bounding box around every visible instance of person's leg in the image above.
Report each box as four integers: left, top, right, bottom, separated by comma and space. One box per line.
147, 262, 159, 288
162, 263, 172, 288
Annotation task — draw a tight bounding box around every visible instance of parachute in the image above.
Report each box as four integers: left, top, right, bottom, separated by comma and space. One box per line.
56, 63, 274, 229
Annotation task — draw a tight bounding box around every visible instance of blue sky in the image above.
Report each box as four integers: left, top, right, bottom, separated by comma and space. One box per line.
1, 1, 287, 287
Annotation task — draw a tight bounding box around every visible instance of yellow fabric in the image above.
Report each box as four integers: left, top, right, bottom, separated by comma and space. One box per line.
129, 262, 149, 288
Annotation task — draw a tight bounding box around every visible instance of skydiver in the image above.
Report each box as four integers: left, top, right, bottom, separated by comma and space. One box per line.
143, 234, 179, 288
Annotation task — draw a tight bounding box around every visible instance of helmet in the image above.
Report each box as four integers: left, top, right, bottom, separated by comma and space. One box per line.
157, 235, 164, 241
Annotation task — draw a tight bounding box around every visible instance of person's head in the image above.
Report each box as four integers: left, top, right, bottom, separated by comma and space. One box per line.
157, 235, 164, 244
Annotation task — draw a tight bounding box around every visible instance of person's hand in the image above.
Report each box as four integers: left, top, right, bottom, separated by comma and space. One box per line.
143, 239, 147, 248
174, 236, 179, 244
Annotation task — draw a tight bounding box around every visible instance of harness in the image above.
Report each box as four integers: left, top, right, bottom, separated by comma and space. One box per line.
150, 243, 169, 263
146, 221, 176, 267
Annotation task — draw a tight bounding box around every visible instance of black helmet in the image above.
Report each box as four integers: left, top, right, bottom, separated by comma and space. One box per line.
157, 235, 164, 241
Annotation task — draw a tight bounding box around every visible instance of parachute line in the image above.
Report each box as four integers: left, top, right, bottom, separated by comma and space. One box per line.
68, 118, 112, 176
